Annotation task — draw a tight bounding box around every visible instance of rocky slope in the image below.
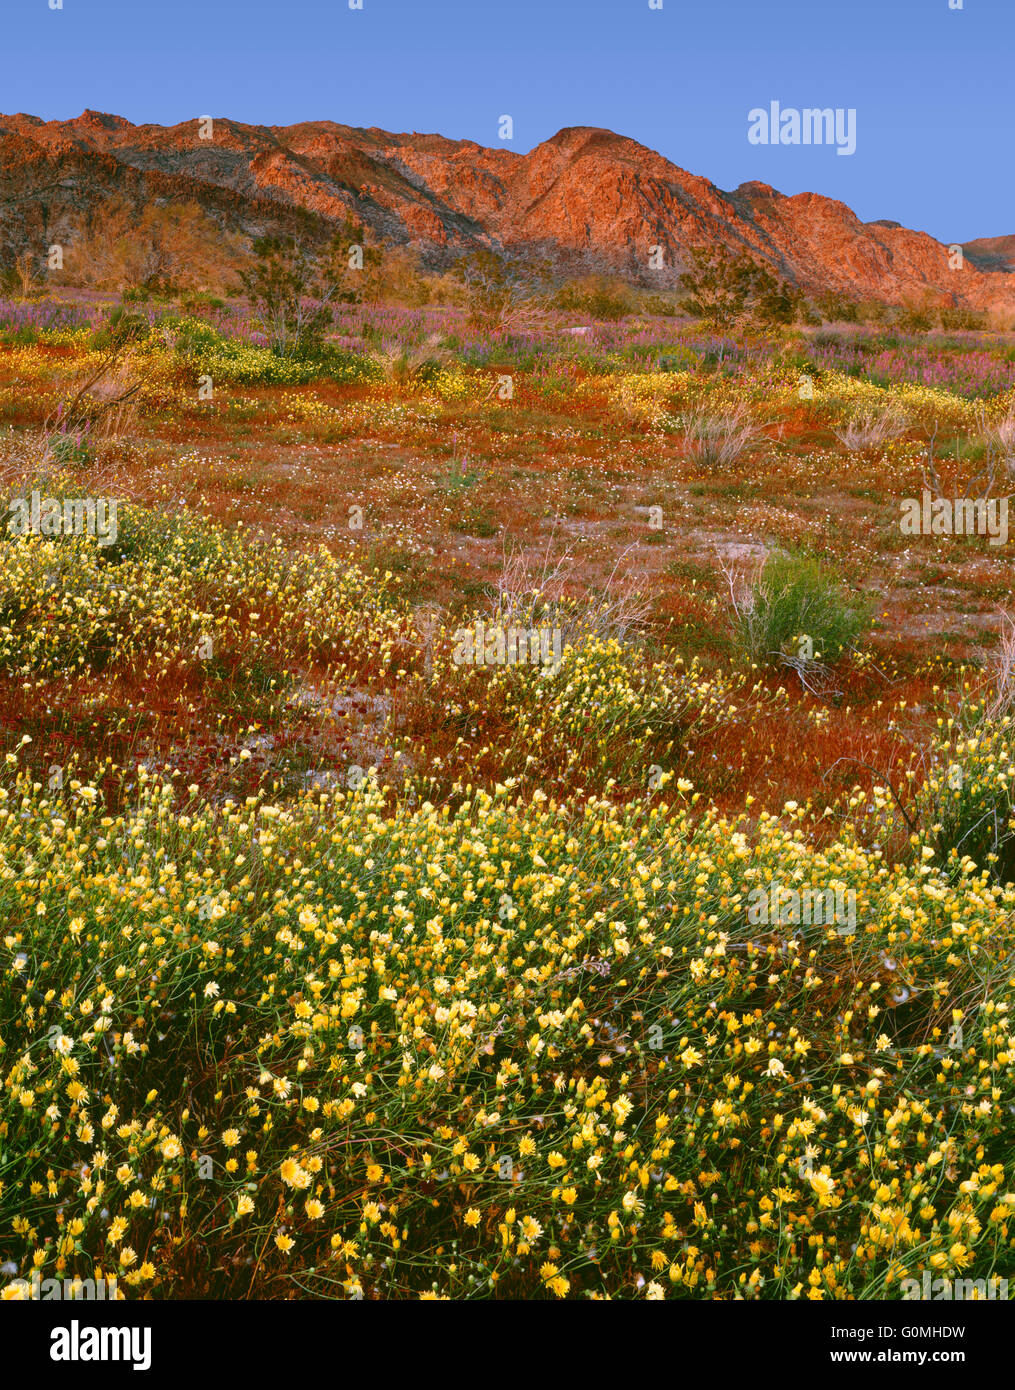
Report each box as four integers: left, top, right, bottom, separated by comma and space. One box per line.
0, 110, 1010, 310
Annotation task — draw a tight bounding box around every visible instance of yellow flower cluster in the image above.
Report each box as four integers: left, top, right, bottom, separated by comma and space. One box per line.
2, 754, 1014, 1300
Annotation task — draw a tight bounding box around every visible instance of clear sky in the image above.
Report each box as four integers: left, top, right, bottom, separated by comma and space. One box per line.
8, 0, 1012, 242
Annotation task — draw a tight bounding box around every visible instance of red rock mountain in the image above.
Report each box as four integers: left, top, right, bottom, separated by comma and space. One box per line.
0, 110, 1011, 311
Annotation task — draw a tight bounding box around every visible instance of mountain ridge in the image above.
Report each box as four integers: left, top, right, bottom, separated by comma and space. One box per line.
0, 110, 1010, 311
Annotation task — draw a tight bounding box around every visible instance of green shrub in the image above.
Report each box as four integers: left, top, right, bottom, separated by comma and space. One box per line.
814, 292, 860, 324
939, 307, 987, 332
894, 305, 935, 333
91, 306, 151, 352
641, 294, 678, 317
49, 432, 94, 467
553, 276, 632, 321
734, 550, 869, 668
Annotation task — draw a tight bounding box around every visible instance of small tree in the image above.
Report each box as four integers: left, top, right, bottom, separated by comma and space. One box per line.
239, 237, 334, 357
679, 247, 798, 329
0, 250, 46, 300
321, 215, 383, 304
453, 248, 552, 329
63, 199, 247, 296
240, 220, 381, 357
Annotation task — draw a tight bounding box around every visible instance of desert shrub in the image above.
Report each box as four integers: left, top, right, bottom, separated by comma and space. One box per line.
894, 303, 935, 333
453, 248, 553, 329
679, 247, 800, 328
368, 334, 447, 385
178, 291, 226, 315
493, 543, 652, 649
732, 550, 869, 669
377, 246, 466, 308
553, 276, 632, 321
239, 221, 381, 357
59, 198, 247, 295
48, 431, 93, 468
939, 306, 987, 332
641, 293, 678, 317
238, 236, 335, 357
91, 306, 151, 352
833, 402, 909, 450
681, 404, 761, 470
814, 291, 860, 323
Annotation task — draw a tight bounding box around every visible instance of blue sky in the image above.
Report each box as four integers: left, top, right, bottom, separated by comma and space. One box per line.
8, 0, 1012, 241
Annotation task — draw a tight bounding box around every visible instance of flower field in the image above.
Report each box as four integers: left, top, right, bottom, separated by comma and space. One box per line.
3, 300, 1015, 1301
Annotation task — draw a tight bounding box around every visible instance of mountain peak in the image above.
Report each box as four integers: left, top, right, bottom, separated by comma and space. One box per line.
736, 180, 780, 198
72, 109, 131, 130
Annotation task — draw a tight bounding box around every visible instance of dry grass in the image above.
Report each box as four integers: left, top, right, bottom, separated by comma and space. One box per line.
493, 527, 652, 647
833, 402, 909, 451
983, 611, 1015, 722
681, 404, 762, 470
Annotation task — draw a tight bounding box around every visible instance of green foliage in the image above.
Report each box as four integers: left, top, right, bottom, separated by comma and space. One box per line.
239, 236, 334, 358
91, 306, 150, 352
237, 219, 381, 359
0, 324, 40, 346
641, 293, 678, 317
553, 276, 632, 321
894, 303, 936, 333
163, 315, 378, 386
734, 550, 869, 667
939, 306, 987, 332
321, 215, 383, 303
178, 290, 226, 315
49, 432, 94, 467
452, 248, 552, 327
678, 247, 800, 328
814, 291, 861, 324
